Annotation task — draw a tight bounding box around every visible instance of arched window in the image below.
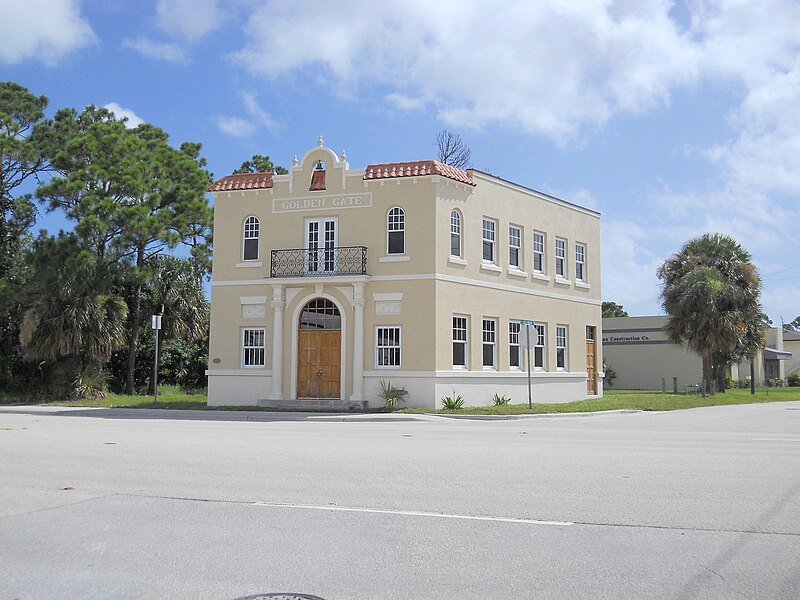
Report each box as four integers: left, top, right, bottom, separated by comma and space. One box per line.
450, 210, 461, 257
243, 216, 259, 261
387, 207, 405, 255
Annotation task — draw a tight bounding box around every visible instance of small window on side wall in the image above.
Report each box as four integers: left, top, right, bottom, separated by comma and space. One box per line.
243, 216, 259, 261
387, 207, 405, 254
450, 210, 462, 257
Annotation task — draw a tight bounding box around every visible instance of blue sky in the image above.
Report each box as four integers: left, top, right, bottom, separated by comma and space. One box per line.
1, 0, 799, 322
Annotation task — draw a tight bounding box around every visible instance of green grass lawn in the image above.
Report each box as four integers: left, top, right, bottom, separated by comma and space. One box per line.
401, 387, 800, 415
1, 386, 798, 413
0, 385, 207, 410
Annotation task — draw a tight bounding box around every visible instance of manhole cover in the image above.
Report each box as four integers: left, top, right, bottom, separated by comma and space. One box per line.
234, 595, 326, 600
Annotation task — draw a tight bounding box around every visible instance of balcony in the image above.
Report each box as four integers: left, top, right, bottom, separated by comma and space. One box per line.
270, 246, 368, 278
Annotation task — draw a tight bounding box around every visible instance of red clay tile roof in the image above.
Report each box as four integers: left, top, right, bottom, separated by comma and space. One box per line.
363, 160, 475, 186
208, 172, 274, 192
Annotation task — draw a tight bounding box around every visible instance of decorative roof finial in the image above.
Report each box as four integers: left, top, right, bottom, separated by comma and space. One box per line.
292, 154, 298, 167
317, 135, 324, 147
340, 149, 347, 162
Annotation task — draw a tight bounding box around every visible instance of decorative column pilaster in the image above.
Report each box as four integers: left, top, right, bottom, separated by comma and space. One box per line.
269, 284, 284, 399
351, 281, 366, 401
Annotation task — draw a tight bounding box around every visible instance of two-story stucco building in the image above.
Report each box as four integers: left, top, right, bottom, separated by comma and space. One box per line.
206, 138, 602, 408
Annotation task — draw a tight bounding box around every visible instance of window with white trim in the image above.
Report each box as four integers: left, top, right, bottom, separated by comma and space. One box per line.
534, 323, 546, 369
387, 207, 405, 254
533, 231, 545, 273
509, 321, 520, 368
482, 218, 496, 263
242, 328, 265, 367
556, 325, 568, 370
243, 216, 259, 261
376, 326, 401, 368
453, 315, 468, 368
509, 225, 521, 269
555, 237, 567, 278
482, 318, 497, 369
575, 242, 586, 282
450, 210, 462, 257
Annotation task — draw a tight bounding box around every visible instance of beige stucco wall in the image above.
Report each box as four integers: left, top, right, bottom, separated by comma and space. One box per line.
602, 316, 703, 390
603, 316, 797, 390
783, 333, 800, 377
207, 142, 602, 407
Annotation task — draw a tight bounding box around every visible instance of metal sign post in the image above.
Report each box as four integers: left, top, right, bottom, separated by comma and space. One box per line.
151, 315, 162, 404
520, 320, 534, 409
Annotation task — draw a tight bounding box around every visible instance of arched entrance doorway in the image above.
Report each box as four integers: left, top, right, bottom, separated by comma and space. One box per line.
297, 298, 342, 399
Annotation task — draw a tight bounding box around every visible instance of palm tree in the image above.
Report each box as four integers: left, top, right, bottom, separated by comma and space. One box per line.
658, 233, 764, 395
146, 255, 208, 341
143, 255, 209, 392
18, 234, 128, 395
20, 292, 128, 365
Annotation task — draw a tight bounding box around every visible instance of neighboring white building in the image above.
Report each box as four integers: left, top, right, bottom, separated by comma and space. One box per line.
603, 316, 794, 390
205, 139, 603, 408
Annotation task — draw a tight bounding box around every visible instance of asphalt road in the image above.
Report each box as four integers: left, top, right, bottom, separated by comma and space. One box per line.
0, 402, 798, 599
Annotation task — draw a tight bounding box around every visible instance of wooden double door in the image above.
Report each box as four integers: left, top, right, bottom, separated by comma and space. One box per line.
297, 298, 342, 399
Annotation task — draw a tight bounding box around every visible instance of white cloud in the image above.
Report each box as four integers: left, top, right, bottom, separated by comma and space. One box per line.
122, 37, 187, 63
693, 0, 800, 197
156, 0, 221, 43
241, 92, 278, 133
216, 92, 279, 138
385, 94, 425, 111
216, 116, 256, 139
103, 103, 145, 128
232, 0, 699, 144
0, 0, 95, 66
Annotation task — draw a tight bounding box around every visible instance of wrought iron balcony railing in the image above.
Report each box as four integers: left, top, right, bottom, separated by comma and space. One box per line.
271, 246, 368, 278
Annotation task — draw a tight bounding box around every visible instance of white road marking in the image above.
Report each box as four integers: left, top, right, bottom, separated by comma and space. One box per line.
751, 438, 800, 442
251, 501, 573, 526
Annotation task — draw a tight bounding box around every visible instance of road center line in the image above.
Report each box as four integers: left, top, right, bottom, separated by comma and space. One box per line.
250, 501, 574, 526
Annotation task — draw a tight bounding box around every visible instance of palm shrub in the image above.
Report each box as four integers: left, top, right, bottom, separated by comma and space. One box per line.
441, 391, 464, 410
378, 380, 408, 410
492, 393, 510, 406
72, 363, 109, 399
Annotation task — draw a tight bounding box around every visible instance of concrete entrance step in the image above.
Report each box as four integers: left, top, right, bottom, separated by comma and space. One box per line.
257, 398, 368, 411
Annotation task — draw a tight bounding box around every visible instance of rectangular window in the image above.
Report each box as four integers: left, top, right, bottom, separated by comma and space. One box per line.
556, 325, 568, 370
509, 225, 521, 269
242, 328, 265, 368
533, 232, 545, 273
555, 238, 567, 278
534, 324, 546, 369
509, 321, 520, 368
575, 242, 586, 282
482, 218, 496, 263
376, 326, 401, 368
482, 318, 497, 369
453, 316, 468, 368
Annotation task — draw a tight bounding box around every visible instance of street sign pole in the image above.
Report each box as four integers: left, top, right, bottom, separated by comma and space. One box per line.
151, 315, 162, 405
521, 320, 534, 409
526, 327, 532, 409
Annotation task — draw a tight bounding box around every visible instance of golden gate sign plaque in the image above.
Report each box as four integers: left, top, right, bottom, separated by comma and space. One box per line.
273, 193, 373, 213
